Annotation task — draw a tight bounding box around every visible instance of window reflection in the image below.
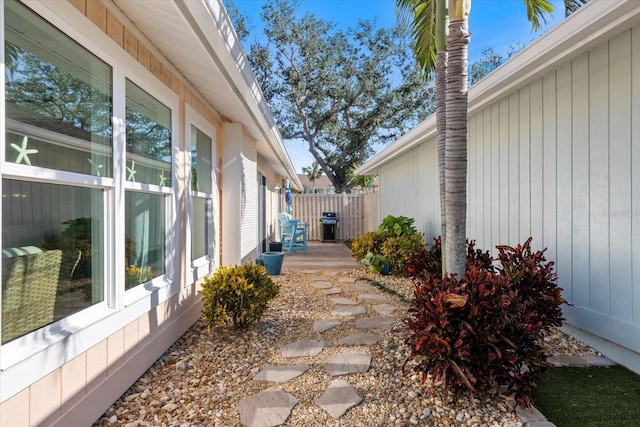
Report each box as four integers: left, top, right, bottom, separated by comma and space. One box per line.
126, 80, 171, 186
125, 192, 165, 289
4, 0, 112, 176
1, 179, 103, 343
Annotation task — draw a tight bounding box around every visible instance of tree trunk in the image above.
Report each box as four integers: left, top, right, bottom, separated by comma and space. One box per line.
444, 15, 469, 278
436, 0, 448, 276
436, 52, 447, 276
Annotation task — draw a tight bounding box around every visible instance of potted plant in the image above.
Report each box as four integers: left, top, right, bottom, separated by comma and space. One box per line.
361, 251, 391, 275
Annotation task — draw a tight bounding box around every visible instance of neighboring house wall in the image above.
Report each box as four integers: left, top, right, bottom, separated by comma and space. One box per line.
378, 140, 441, 243
0, 1, 298, 425
364, 2, 640, 373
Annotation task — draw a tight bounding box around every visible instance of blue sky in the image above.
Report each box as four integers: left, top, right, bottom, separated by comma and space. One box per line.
232, 0, 566, 173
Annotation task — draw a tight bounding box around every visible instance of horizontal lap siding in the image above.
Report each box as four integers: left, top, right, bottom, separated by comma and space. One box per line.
463, 28, 640, 354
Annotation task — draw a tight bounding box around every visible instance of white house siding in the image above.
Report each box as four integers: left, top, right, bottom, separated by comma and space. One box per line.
379, 139, 440, 244
365, 4, 640, 373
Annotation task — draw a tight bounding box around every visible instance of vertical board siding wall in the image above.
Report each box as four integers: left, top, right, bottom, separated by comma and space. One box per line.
290, 193, 379, 241
378, 26, 640, 361
379, 139, 441, 246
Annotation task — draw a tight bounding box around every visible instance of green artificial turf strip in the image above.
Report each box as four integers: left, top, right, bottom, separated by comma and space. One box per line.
534, 365, 640, 427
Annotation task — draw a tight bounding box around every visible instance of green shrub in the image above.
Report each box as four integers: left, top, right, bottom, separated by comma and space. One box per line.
403, 237, 566, 409
380, 234, 425, 275
199, 262, 279, 329
350, 231, 384, 261
378, 215, 419, 238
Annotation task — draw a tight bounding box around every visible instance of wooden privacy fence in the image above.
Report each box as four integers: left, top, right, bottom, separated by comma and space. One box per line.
291, 192, 379, 241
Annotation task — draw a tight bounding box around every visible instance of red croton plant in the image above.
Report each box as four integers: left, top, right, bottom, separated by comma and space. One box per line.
403, 237, 566, 409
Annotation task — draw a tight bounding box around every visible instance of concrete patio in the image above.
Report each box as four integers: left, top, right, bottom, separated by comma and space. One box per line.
280, 241, 363, 271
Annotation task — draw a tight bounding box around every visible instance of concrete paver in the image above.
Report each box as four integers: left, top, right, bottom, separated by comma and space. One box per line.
313, 318, 343, 333
314, 379, 363, 419
331, 305, 367, 317
323, 350, 372, 376
238, 388, 298, 427
253, 364, 310, 383
280, 339, 325, 358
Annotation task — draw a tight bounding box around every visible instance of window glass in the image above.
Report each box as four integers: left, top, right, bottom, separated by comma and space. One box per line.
1, 179, 103, 343
190, 125, 213, 261
190, 125, 212, 193
191, 197, 208, 260
4, 0, 112, 176
125, 192, 165, 289
126, 79, 171, 186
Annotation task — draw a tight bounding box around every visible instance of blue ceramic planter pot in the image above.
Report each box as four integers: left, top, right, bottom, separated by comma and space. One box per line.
262, 251, 284, 275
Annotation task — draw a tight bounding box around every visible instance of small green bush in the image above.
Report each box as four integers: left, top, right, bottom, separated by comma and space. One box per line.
350, 231, 384, 261
378, 215, 418, 238
199, 262, 279, 329
381, 234, 425, 275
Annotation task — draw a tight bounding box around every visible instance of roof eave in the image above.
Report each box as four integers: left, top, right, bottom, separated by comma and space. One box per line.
358, 0, 640, 174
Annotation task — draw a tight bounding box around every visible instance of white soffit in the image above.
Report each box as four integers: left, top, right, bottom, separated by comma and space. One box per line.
110, 0, 302, 189
357, 0, 640, 175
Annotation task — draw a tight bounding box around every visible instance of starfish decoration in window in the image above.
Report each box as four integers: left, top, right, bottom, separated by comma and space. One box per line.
88, 159, 104, 177
159, 171, 168, 186
127, 160, 137, 181
10, 136, 38, 165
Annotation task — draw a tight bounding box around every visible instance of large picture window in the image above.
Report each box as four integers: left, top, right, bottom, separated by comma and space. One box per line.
2, 0, 110, 344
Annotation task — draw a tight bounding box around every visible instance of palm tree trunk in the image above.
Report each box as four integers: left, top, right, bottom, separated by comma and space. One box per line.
436, 0, 447, 275
444, 7, 469, 278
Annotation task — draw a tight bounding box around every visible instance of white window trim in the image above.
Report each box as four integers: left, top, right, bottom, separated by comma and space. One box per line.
0, 0, 180, 402
185, 104, 218, 283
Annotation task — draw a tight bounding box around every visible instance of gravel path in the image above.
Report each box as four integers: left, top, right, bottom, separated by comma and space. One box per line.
94, 269, 599, 427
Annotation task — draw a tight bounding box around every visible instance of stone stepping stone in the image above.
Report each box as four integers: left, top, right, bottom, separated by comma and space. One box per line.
338, 277, 356, 283
350, 283, 375, 291
314, 379, 363, 419
322, 287, 342, 295
358, 293, 389, 303
310, 276, 331, 281
313, 318, 343, 333
280, 339, 325, 358
337, 333, 383, 346
253, 364, 310, 383
329, 297, 359, 305
301, 270, 317, 274
323, 350, 372, 376
331, 305, 366, 317
323, 271, 339, 276
239, 387, 298, 427
310, 281, 333, 289
374, 304, 397, 316
355, 317, 396, 329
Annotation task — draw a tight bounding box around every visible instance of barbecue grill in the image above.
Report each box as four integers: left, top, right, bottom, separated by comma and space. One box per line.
320, 212, 338, 242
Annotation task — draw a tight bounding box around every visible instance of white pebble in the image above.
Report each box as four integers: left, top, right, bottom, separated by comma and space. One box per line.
408, 391, 418, 398
423, 407, 431, 417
